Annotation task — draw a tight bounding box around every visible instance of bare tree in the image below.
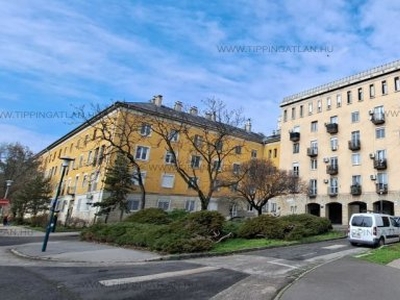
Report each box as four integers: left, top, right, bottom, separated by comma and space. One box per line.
235, 159, 305, 216
148, 98, 251, 210
78, 103, 148, 210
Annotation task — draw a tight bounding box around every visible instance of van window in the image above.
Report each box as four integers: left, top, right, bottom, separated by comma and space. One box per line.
380, 216, 390, 227
351, 216, 372, 227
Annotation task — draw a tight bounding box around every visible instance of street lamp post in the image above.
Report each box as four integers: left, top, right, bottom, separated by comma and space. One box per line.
4, 180, 13, 199
42, 157, 74, 252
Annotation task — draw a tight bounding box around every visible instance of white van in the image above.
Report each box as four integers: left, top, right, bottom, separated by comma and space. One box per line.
348, 213, 400, 247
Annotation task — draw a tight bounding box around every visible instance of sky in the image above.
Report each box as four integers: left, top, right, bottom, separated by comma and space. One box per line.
1, 0, 400, 153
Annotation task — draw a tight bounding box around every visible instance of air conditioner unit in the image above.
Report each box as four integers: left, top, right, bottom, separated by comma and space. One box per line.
323, 157, 330, 163
370, 175, 377, 180
368, 109, 374, 115
86, 193, 93, 199
369, 153, 375, 159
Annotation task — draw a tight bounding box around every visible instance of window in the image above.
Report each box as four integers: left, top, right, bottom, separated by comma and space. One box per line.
230, 204, 238, 217
311, 158, 317, 170
395, 77, 400, 91
369, 84, 375, 98
79, 154, 84, 168
308, 102, 313, 115
212, 160, 222, 172
169, 130, 179, 142
274, 148, 277, 158
381, 80, 388, 95
191, 155, 201, 168
377, 149, 386, 161
161, 174, 175, 188
309, 179, 317, 195
127, 199, 140, 211
132, 171, 146, 186
327, 97, 331, 110
347, 91, 352, 104
165, 151, 176, 164
92, 147, 99, 166
185, 200, 196, 212
215, 140, 223, 151
157, 199, 170, 211
351, 111, 360, 123
330, 115, 338, 124
330, 137, 338, 151
352, 175, 361, 185
329, 177, 338, 195
135, 146, 150, 160
377, 172, 387, 185
336, 94, 342, 107
213, 179, 221, 191
317, 100, 322, 112
140, 123, 151, 136
84, 134, 89, 146
373, 105, 384, 120
82, 174, 88, 187
292, 163, 299, 176
299, 105, 304, 118
194, 135, 203, 147
232, 163, 240, 174
293, 143, 300, 154
357, 88, 363, 101
268, 149, 272, 159
291, 107, 296, 119
351, 131, 360, 143
283, 110, 287, 122
188, 177, 198, 189
235, 146, 242, 154
87, 151, 92, 165
251, 150, 257, 158
352, 153, 360, 165
311, 121, 318, 132
375, 127, 385, 139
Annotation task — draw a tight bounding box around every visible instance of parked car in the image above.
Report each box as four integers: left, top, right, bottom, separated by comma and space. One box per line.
348, 212, 400, 247
394, 216, 400, 226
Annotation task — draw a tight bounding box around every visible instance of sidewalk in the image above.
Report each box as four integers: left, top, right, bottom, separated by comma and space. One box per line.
4, 226, 162, 264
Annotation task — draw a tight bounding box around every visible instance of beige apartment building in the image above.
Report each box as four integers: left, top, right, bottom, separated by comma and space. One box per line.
279, 60, 400, 224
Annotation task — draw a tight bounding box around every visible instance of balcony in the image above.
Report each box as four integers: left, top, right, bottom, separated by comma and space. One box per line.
308, 189, 317, 198
325, 123, 338, 134
376, 183, 388, 194
348, 139, 361, 151
327, 187, 338, 197
370, 113, 385, 125
350, 184, 362, 195
307, 147, 318, 157
373, 158, 387, 170
289, 132, 300, 142
326, 164, 339, 175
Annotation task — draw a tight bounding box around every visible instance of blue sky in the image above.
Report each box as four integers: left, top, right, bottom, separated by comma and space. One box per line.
1, 0, 400, 152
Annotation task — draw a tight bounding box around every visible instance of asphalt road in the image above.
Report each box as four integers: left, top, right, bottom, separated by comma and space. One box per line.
0, 236, 363, 300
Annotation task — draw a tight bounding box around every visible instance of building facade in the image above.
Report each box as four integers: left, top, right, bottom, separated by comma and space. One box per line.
37, 96, 281, 224
279, 60, 400, 224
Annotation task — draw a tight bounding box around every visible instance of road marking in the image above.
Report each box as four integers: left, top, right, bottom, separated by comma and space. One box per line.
268, 260, 298, 269
99, 266, 220, 286
322, 244, 346, 250
300, 252, 317, 257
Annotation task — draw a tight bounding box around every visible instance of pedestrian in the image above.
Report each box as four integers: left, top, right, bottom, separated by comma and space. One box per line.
3, 215, 8, 226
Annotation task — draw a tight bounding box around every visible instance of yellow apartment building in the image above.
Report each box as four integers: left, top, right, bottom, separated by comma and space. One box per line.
279, 59, 400, 224
37, 96, 281, 224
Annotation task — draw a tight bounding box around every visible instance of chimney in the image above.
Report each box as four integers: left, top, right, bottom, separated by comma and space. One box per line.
153, 95, 163, 106
174, 101, 183, 112
189, 106, 198, 116
245, 119, 252, 132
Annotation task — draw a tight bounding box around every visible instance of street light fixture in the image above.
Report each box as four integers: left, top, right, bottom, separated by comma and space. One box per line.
4, 180, 13, 199
42, 157, 74, 252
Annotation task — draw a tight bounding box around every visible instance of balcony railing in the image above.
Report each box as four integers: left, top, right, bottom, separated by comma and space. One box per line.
289, 132, 300, 142
307, 147, 318, 157
373, 159, 387, 170
326, 164, 339, 175
348, 139, 361, 151
350, 184, 362, 195
370, 113, 385, 125
325, 123, 338, 134
376, 183, 388, 194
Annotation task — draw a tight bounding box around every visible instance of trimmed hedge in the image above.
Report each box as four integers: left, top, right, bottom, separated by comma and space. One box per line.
123, 208, 171, 225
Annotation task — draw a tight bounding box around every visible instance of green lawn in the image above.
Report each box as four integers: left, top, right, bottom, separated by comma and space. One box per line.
357, 243, 400, 264
211, 230, 345, 253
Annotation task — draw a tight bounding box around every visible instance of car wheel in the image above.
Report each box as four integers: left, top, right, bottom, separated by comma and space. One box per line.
350, 242, 358, 246
377, 238, 385, 247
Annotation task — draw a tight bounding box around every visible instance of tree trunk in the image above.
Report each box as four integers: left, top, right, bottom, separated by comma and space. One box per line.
257, 207, 263, 216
